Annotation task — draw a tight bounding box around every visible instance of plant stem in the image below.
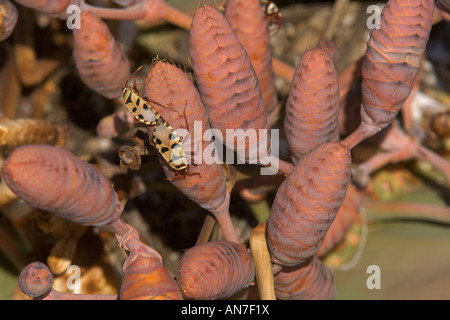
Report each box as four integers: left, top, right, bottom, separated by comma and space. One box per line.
277, 158, 294, 176
159, 2, 192, 30
320, 0, 350, 41
342, 121, 381, 150
85, 4, 146, 20
250, 223, 276, 300
364, 201, 450, 224
196, 214, 216, 245
214, 210, 240, 244
413, 144, 450, 186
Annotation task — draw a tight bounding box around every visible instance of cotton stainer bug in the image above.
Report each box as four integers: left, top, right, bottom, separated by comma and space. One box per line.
121, 66, 199, 181
121, 65, 175, 126
151, 101, 201, 182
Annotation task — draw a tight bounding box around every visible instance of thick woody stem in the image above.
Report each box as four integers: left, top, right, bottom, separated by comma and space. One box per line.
341, 121, 381, 150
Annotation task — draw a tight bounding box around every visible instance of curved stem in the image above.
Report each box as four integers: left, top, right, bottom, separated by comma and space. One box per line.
277, 158, 294, 176
214, 211, 240, 244
365, 201, 450, 224
320, 0, 350, 41
84, 4, 146, 20
342, 121, 381, 150
271, 58, 294, 82
159, 2, 192, 30
413, 144, 450, 186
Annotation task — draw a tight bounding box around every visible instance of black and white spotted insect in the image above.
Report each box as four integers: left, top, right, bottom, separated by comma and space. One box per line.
122, 65, 163, 126
121, 66, 199, 181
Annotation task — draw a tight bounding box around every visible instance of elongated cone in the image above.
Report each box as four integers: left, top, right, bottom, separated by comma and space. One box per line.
317, 183, 360, 257
119, 234, 183, 300
0, 1, 18, 41
361, 0, 434, 130
145, 61, 230, 216
274, 257, 336, 300
267, 142, 351, 267
284, 49, 340, 163
176, 241, 254, 299
73, 11, 130, 99
145, 61, 239, 243
225, 0, 278, 124
189, 6, 270, 165
14, 0, 81, 19
1, 145, 122, 227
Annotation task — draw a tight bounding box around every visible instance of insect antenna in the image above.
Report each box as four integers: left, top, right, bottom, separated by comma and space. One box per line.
124, 65, 144, 88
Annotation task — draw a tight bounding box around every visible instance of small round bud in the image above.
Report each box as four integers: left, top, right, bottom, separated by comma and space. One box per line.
18, 262, 53, 298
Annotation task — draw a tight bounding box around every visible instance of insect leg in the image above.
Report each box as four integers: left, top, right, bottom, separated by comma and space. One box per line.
132, 76, 149, 94
165, 169, 200, 182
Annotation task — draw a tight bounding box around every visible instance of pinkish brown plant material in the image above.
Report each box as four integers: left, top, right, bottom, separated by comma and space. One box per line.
73, 11, 130, 99
344, 0, 435, 149
119, 229, 183, 300
274, 256, 336, 300
361, 0, 434, 129
96, 110, 136, 139
176, 241, 254, 299
317, 183, 361, 257
284, 48, 340, 163
225, 0, 278, 124
18, 261, 54, 298
144, 61, 239, 243
189, 6, 270, 165
267, 142, 351, 267
1, 145, 122, 227
14, 0, 81, 19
